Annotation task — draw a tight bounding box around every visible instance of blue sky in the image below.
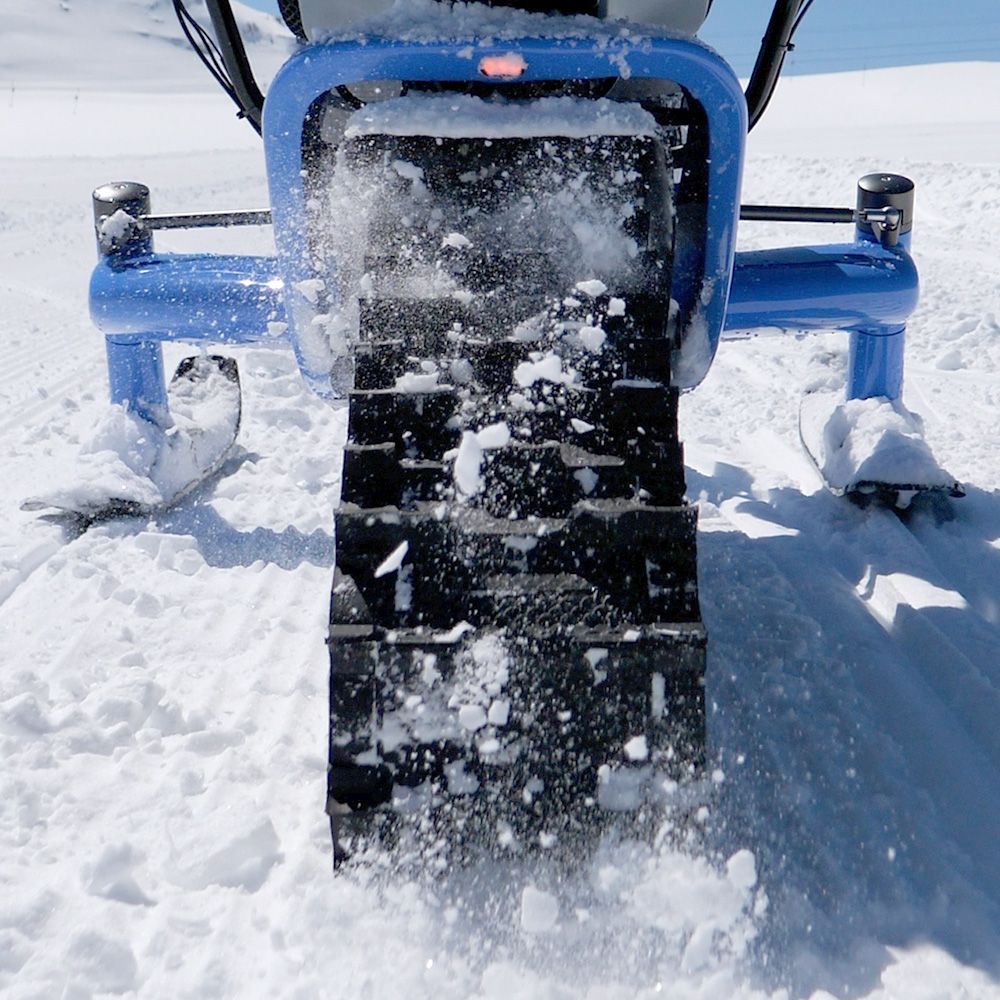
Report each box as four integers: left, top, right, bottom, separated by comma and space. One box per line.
240, 0, 1000, 76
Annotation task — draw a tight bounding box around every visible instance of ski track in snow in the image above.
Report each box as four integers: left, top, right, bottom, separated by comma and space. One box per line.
3, 10, 1000, 995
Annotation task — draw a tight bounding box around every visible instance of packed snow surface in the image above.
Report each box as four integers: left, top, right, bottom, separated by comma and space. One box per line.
3, 2, 1000, 996
345, 94, 659, 139
317, 0, 693, 46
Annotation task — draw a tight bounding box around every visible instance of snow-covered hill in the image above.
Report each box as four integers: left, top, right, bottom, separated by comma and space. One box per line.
0, 0, 292, 156
2, 6, 1000, 998
0, 0, 291, 91
748, 61, 1000, 164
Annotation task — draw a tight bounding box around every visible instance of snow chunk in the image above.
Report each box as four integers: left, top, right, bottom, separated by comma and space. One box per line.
575, 278, 608, 297
935, 347, 964, 370
450, 358, 474, 384
453, 423, 511, 496
586, 647, 609, 685
293, 278, 325, 304
607, 296, 627, 316
391, 158, 424, 181
571, 418, 595, 434
574, 467, 599, 495
444, 761, 479, 795
476, 422, 512, 449
394, 371, 441, 392
168, 818, 281, 893
651, 673, 666, 717
97, 208, 138, 250
520, 885, 559, 934
488, 699, 510, 726
441, 231, 472, 249
726, 849, 758, 891
681, 923, 716, 973
346, 95, 658, 141
436, 622, 474, 643
374, 541, 409, 578
454, 431, 485, 497
458, 704, 488, 732
513, 353, 574, 388
578, 325, 607, 352
84, 844, 154, 907
624, 735, 648, 761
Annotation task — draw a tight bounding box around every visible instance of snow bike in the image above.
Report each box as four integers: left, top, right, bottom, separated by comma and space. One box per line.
61, 0, 956, 863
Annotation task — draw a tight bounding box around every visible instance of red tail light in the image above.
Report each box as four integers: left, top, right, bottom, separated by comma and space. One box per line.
478, 53, 527, 79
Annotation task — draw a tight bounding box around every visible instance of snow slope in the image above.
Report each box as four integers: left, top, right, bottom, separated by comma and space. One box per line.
0, 0, 292, 91
2, 4, 1000, 996
0, 0, 292, 156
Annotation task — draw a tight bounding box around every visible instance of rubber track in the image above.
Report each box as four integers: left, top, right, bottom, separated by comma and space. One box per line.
326, 137, 706, 859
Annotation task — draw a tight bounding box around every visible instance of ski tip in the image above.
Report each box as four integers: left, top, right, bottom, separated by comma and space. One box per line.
173, 353, 240, 387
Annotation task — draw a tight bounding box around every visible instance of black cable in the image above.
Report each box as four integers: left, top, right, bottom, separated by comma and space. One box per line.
180, 3, 238, 96
278, 0, 307, 41
746, 0, 817, 130
790, 0, 816, 38
173, 0, 235, 97
172, 0, 261, 133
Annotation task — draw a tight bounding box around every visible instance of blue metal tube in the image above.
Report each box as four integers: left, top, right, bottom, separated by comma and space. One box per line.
91, 237, 918, 410
105, 338, 168, 426
843, 221, 912, 400
88, 38, 923, 414
725, 243, 918, 334
91, 254, 285, 342
847, 324, 905, 400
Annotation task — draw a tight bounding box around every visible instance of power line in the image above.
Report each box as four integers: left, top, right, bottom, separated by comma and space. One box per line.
708, 14, 1000, 41
717, 34, 1000, 67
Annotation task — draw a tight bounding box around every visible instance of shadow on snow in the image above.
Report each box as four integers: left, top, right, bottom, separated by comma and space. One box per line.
689, 463, 1000, 996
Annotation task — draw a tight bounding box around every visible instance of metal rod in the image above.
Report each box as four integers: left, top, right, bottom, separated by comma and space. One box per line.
740, 205, 903, 227
741, 204, 854, 224
141, 210, 272, 231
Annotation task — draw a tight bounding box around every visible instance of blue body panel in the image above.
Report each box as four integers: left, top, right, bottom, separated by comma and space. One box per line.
261, 34, 747, 394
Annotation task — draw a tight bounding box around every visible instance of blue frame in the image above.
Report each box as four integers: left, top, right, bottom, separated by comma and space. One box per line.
88, 31, 918, 426
262, 35, 746, 395
724, 227, 916, 400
